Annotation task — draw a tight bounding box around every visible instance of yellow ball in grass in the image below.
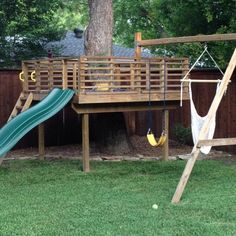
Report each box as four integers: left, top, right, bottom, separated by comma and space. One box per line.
152, 204, 158, 210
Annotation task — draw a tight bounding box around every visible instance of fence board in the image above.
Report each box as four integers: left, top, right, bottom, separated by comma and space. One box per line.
0, 70, 21, 126
1, 69, 236, 153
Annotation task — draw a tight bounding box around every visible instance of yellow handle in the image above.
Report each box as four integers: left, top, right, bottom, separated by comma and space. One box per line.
19, 71, 24, 82
30, 70, 36, 82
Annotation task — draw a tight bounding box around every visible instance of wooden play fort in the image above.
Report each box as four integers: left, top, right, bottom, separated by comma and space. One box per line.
8, 32, 236, 203
13, 54, 190, 166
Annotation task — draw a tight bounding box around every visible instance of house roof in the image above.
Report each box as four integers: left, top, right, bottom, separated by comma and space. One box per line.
47, 31, 152, 58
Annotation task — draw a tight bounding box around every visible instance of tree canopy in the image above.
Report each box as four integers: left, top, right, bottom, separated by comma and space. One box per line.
113, 0, 236, 67
1, 0, 235, 68
0, 0, 66, 68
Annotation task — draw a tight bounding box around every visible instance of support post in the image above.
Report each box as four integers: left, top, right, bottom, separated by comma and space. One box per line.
171, 49, 236, 204
38, 123, 45, 160
135, 32, 142, 59
162, 110, 169, 160
62, 59, 68, 90
82, 113, 90, 172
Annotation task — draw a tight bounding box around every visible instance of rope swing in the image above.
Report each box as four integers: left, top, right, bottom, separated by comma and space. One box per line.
180, 44, 224, 106
146, 59, 167, 147
180, 44, 224, 154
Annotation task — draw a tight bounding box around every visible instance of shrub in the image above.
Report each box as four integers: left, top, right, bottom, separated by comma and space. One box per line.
173, 123, 192, 145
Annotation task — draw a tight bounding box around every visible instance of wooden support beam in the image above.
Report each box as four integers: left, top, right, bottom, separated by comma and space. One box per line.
137, 33, 236, 47
62, 60, 68, 90
197, 138, 236, 147
38, 123, 45, 160
71, 102, 178, 114
162, 110, 169, 161
22, 92, 33, 112
172, 148, 201, 203
171, 48, 236, 204
135, 32, 142, 59
82, 114, 90, 172
22, 62, 28, 91
181, 79, 227, 83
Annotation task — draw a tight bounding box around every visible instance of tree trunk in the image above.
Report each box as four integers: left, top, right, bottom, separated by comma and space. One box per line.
84, 0, 131, 154
85, 0, 113, 56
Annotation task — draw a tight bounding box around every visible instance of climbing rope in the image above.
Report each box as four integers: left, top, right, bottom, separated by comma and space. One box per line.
180, 44, 224, 106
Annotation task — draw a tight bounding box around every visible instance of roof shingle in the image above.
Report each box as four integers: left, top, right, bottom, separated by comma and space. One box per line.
47, 31, 152, 58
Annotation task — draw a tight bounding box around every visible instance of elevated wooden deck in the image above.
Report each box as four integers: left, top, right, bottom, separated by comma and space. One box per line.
20, 56, 189, 107
18, 55, 190, 172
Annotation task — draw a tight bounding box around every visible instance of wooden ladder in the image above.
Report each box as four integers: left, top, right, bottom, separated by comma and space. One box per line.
8, 92, 34, 121
171, 48, 236, 203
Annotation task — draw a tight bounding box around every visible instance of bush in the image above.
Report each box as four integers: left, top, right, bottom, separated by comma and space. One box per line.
173, 123, 192, 145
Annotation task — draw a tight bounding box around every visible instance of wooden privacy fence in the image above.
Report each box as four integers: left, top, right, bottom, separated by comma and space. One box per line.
21, 56, 189, 97
0, 70, 21, 127
1, 69, 236, 153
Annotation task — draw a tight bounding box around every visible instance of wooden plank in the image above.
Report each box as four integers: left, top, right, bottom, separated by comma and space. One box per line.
38, 123, 45, 160
8, 92, 24, 121
80, 79, 145, 83
62, 60, 68, 89
72, 103, 178, 114
78, 58, 85, 91
171, 48, 236, 204
73, 63, 77, 90
77, 92, 189, 104
137, 33, 236, 46
81, 55, 135, 59
135, 32, 142, 59
197, 138, 236, 147
35, 62, 40, 92
181, 79, 225, 83
22, 62, 28, 91
21, 92, 33, 112
81, 84, 162, 89
48, 61, 53, 89
82, 114, 90, 172
82, 67, 114, 70
80, 73, 137, 76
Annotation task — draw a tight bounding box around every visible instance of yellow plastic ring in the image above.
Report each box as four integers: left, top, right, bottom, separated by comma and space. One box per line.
19, 71, 24, 81
30, 71, 36, 82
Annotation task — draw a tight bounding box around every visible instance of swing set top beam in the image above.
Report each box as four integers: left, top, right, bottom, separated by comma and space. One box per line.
136, 33, 236, 47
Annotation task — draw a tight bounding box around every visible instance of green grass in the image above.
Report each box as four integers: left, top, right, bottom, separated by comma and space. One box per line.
0, 159, 235, 236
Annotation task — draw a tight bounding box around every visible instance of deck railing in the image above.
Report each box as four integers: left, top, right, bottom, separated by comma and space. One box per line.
21, 58, 79, 92
79, 56, 189, 94
21, 56, 189, 96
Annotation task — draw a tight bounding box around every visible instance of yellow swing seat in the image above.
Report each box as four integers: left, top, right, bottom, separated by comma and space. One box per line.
147, 129, 166, 147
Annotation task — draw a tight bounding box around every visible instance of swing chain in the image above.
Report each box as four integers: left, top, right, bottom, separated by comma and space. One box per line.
147, 57, 167, 138
162, 58, 167, 134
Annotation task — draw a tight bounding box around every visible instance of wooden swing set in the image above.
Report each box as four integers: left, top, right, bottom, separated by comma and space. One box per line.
135, 32, 236, 203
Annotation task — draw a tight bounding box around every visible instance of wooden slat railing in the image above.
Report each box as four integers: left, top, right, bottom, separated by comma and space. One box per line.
21, 56, 189, 100
22, 58, 79, 92
78, 56, 189, 94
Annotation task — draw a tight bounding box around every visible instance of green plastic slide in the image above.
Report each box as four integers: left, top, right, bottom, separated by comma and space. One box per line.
0, 88, 74, 157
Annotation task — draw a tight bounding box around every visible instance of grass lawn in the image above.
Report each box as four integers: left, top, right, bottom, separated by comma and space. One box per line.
0, 159, 235, 236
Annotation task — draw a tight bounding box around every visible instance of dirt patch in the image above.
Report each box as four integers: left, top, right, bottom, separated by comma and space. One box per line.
5, 135, 236, 164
